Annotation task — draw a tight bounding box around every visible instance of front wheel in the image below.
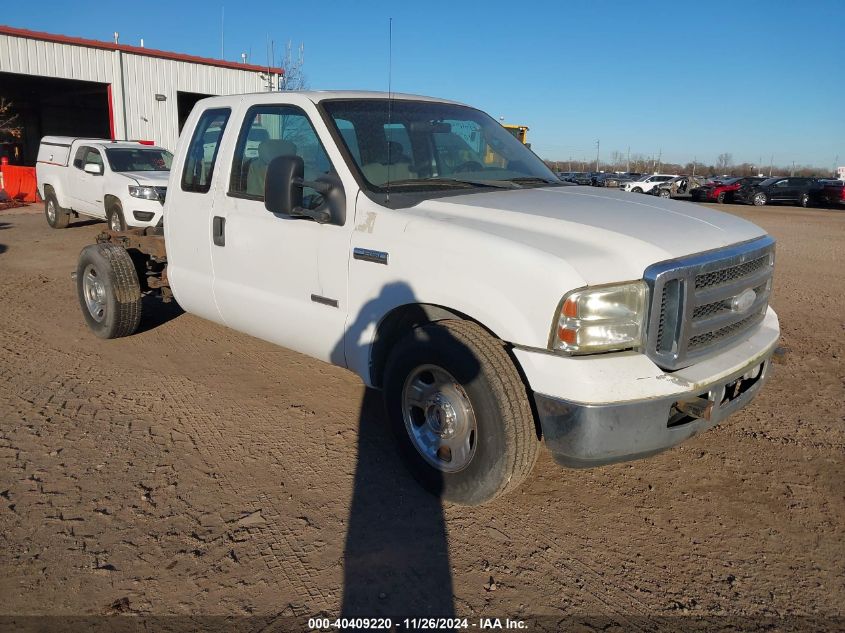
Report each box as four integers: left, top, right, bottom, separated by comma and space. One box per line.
107, 202, 127, 231
658, 189, 671, 198
631, 187, 643, 193
384, 320, 539, 506
76, 243, 142, 339
753, 192, 768, 206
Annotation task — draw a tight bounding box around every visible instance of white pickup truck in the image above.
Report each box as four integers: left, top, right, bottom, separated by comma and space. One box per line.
73, 91, 779, 505
36, 137, 172, 230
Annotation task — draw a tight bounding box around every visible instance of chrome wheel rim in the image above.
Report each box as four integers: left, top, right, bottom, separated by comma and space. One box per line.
109, 212, 121, 231
659, 190, 670, 197
82, 264, 107, 322
754, 193, 766, 206
47, 200, 56, 223
401, 365, 478, 473
801, 194, 808, 207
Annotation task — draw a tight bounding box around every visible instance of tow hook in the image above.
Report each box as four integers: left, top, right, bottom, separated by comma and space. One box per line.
675, 396, 713, 421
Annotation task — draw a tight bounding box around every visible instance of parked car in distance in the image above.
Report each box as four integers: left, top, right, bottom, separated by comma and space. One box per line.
70, 90, 780, 506
734, 177, 821, 207
621, 173, 678, 193
691, 176, 767, 203
567, 172, 593, 185
651, 175, 707, 199
36, 137, 172, 230
595, 172, 641, 188
819, 180, 845, 207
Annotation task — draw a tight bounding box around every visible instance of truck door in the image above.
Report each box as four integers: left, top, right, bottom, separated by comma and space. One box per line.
210, 103, 351, 365
163, 107, 232, 326
69, 146, 106, 216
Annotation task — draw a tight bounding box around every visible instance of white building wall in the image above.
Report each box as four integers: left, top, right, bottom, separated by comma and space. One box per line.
119, 52, 274, 150
0, 32, 279, 152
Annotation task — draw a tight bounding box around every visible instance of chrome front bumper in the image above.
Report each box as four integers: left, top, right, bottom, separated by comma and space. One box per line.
534, 349, 774, 468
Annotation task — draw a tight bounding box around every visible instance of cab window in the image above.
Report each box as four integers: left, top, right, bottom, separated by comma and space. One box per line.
182, 108, 230, 193
229, 104, 334, 210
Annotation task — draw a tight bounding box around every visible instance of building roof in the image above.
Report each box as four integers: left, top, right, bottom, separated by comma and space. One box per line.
0, 24, 283, 75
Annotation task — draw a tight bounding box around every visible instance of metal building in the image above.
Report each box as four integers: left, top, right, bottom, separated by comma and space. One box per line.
0, 25, 283, 165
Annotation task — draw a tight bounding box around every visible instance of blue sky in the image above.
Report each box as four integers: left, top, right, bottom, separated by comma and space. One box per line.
4, 0, 843, 168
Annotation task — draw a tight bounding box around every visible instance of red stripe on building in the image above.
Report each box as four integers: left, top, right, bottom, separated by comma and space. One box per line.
106, 83, 116, 140
0, 24, 283, 75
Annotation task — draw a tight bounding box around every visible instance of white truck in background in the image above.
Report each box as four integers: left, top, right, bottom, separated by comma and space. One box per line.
71, 91, 779, 505
36, 137, 172, 230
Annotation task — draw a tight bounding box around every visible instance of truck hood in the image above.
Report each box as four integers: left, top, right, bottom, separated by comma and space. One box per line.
116, 171, 170, 186
405, 186, 767, 285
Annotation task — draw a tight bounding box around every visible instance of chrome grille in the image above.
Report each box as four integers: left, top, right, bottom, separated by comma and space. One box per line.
644, 236, 775, 370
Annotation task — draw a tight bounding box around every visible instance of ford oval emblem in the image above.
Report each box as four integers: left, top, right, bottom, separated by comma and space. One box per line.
732, 288, 757, 313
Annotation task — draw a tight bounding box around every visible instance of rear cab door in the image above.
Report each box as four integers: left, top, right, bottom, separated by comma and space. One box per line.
163, 102, 235, 325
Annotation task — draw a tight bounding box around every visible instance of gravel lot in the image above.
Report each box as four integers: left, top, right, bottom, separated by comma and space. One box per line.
0, 202, 843, 631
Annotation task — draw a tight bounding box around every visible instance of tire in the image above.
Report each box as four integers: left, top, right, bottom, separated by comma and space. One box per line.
716, 191, 726, 204
631, 187, 643, 193
107, 202, 127, 231
658, 189, 671, 198
799, 193, 810, 208
752, 192, 768, 206
76, 243, 142, 339
44, 191, 70, 229
383, 320, 539, 506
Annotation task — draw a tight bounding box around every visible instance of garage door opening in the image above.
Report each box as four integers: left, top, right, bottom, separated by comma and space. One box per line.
177, 91, 214, 133
0, 72, 111, 167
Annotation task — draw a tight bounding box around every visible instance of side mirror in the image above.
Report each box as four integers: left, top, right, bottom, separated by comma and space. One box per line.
265, 155, 304, 215
84, 162, 103, 175
265, 155, 345, 225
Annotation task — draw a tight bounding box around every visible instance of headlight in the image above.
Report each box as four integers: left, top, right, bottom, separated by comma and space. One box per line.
129, 185, 160, 200
551, 281, 648, 354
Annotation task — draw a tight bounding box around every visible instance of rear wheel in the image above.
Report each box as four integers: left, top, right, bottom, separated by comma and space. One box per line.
753, 192, 768, 206
384, 320, 539, 506
658, 189, 671, 198
631, 187, 643, 193
107, 202, 127, 231
44, 192, 70, 229
76, 243, 142, 339
716, 191, 726, 204
799, 193, 810, 208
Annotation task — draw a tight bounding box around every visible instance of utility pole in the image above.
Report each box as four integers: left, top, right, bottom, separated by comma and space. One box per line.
769, 155, 773, 177
626, 146, 630, 173
692, 156, 696, 178
657, 148, 662, 173
568, 156, 572, 171
791, 161, 795, 176
595, 139, 600, 173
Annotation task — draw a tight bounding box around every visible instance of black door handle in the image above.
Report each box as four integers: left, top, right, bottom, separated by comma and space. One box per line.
212, 216, 225, 246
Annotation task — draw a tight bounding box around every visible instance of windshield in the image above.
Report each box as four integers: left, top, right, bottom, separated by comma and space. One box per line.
106, 148, 173, 172
321, 99, 557, 192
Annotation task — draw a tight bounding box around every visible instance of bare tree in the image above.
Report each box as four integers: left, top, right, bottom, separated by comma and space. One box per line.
279, 41, 307, 91
0, 98, 22, 140
716, 153, 733, 172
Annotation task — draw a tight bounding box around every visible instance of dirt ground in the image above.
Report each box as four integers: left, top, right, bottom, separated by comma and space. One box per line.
0, 202, 843, 631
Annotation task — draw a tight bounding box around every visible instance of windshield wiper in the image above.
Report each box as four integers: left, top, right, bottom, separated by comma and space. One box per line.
385, 177, 521, 190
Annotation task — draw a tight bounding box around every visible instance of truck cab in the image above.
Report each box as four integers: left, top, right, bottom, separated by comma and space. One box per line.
36, 137, 172, 230
74, 91, 780, 505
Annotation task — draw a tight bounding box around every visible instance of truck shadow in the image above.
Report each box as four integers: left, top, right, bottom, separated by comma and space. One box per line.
136, 294, 184, 333
335, 282, 460, 620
